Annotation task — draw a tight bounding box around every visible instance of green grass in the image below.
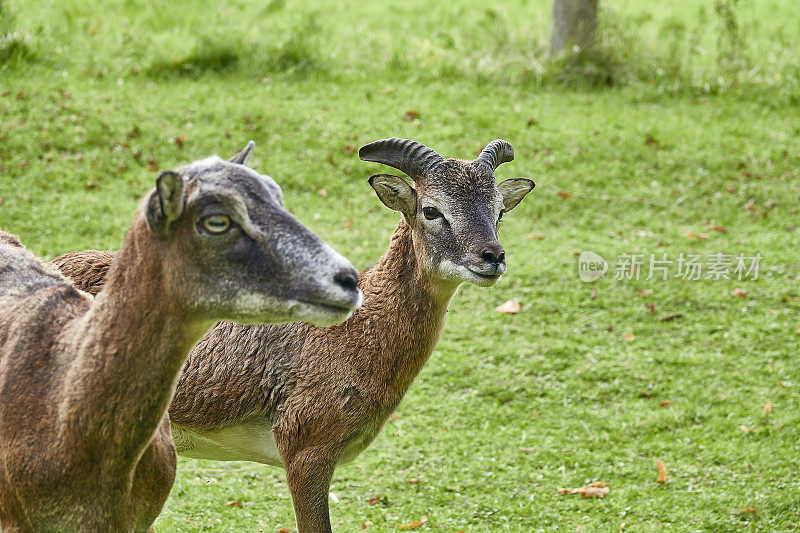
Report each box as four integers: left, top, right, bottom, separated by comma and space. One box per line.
2, 0, 800, 531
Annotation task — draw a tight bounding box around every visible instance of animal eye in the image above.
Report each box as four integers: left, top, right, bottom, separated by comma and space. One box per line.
423, 207, 443, 220
200, 215, 231, 234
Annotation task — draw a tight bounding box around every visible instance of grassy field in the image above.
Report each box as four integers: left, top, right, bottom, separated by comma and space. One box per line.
2, 0, 800, 531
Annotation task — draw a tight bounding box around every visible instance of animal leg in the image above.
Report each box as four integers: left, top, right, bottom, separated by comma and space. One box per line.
285, 448, 336, 533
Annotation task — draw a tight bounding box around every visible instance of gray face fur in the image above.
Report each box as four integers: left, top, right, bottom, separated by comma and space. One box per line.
361, 138, 534, 287
146, 142, 362, 326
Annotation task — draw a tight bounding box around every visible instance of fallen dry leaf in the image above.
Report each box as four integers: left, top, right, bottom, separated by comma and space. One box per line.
795, 328, 800, 336
660, 399, 672, 407
146, 158, 158, 171
520, 447, 534, 454
367, 495, 382, 506
557, 191, 572, 199
686, 231, 709, 241
526, 234, 545, 240
708, 225, 727, 233
278, 528, 292, 533
342, 145, 356, 155
173, 133, 186, 148
398, 516, 428, 530
645, 135, 658, 145
496, 300, 522, 314
637, 288, 654, 296
740, 507, 756, 514
558, 482, 609, 499
764, 401, 772, 415
645, 303, 656, 313
624, 334, 635, 341
226, 500, 242, 508
639, 390, 651, 398
403, 110, 420, 121
656, 460, 668, 483
726, 185, 737, 193
380, 87, 394, 94
732, 288, 747, 298
659, 313, 683, 322
407, 478, 422, 484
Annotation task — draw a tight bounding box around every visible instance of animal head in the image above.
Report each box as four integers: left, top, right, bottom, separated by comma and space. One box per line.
143, 141, 362, 326
360, 138, 534, 287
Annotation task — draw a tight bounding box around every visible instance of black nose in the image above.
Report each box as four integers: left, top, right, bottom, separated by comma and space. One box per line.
333, 269, 359, 292
481, 246, 505, 265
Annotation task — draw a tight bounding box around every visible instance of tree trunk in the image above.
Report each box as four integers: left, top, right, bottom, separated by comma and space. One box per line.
550, 0, 598, 55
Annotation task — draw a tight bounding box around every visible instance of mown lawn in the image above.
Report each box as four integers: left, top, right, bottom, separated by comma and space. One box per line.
1, 0, 799, 531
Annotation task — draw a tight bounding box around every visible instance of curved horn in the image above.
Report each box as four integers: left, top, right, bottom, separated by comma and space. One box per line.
359, 138, 444, 180
475, 139, 514, 170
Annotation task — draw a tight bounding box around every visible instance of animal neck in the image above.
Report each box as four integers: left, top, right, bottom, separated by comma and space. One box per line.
360, 219, 460, 402
64, 217, 211, 460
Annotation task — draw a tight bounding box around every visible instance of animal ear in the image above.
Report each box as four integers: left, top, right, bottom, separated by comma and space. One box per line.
368, 174, 417, 216
497, 178, 535, 211
229, 140, 255, 165
146, 170, 185, 240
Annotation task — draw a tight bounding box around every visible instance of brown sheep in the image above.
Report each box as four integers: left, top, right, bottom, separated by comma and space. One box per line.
1, 142, 361, 532
53, 138, 535, 533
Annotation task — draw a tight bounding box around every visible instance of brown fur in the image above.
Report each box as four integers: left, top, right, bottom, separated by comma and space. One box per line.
52, 139, 534, 533
2, 144, 361, 532
0, 220, 200, 532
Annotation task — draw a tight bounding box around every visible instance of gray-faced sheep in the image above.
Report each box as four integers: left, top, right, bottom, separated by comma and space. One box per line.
52, 138, 534, 533
0, 142, 360, 531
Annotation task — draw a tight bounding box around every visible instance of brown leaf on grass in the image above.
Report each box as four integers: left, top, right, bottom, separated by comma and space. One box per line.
591, 287, 598, 300
660, 399, 672, 406
645, 303, 656, 313
794, 328, 800, 336
732, 288, 747, 298
624, 334, 635, 341
557, 191, 572, 199
726, 185, 737, 193
361, 522, 373, 529
407, 478, 423, 484
398, 516, 428, 530
763, 401, 772, 415
146, 158, 158, 171
659, 313, 683, 322
173, 134, 186, 148
403, 110, 420, 121
520, 447, 535, 454
686, 231, 709, 241
496, 300, 522, 314
278, 528, 292, 533
380, 87, 394, 94
645, 135, 658, 145
368, 495, 382, 506
558, 482, 610, 499
708, 225, 727, 233
639, 390, 651, 398
637, 288, 654, 295
342, 145, 356, 155
327, 153, 337, 167
526, 118, 538, 126
226, 500, 242, 507
740, 507, 756, 514
656, 460, 668, 483
319, 189, 328, 197
526, 234, 545, 240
